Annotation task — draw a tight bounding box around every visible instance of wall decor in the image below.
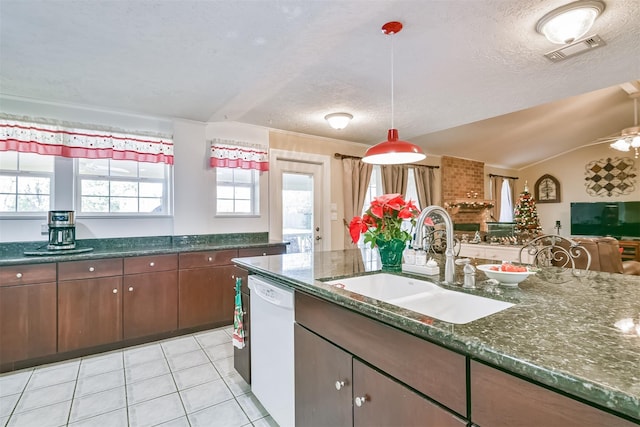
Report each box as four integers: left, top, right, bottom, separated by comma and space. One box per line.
534, 174, 561, 203
584, 157, 637, 197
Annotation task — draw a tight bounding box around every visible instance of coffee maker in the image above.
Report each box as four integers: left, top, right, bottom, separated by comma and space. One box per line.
47, 210, 76, 250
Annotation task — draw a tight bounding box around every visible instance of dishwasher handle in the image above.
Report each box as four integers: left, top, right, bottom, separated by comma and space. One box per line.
249, 277, 294, 309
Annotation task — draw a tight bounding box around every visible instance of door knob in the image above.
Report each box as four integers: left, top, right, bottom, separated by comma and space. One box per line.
128, 287, 134, 292
335, 380, 346, 390
112, 289, 118, 294
315, 236, 322, 241
355, 396, 368, 407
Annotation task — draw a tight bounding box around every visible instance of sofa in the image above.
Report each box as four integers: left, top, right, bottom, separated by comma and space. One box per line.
569, 237, 640, 276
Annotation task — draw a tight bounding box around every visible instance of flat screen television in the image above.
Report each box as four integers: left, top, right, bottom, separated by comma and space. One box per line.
570, 201, 640, 239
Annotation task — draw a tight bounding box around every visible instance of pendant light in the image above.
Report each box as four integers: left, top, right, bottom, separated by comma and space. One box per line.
362, 21, 426, 165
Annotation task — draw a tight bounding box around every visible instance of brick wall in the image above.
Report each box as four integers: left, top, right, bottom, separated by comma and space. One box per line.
441, 156, 490, 230
441, 156, 484, 200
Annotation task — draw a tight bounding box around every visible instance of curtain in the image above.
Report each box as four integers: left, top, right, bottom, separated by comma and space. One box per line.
342, 158, 373, 248
500, 180, 514, 222
413, 166, 436, 208
209, 138, 269, 171
381, 165, 409, 195
490, 176, 504, 221
490, 176, 516, 221
0, 118, 174, 164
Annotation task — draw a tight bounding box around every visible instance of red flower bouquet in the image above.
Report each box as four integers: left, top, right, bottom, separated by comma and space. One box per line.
349, 193, 421, 247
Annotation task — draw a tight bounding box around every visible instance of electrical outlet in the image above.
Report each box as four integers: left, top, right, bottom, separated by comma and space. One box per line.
41, 224, 48, 235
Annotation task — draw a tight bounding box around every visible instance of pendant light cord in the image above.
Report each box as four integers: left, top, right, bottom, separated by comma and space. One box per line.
390, 33, 395, 129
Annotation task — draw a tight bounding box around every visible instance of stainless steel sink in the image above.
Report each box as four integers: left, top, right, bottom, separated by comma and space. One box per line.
326, 273, 513, 324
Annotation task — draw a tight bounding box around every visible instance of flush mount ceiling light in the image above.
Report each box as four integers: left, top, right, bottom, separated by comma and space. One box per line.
324, 112, 353, 130
536, 0, 605, 45
362, 21, 426, 165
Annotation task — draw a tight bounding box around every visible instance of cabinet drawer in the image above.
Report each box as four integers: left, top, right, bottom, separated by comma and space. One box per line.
124, 254, 178, 274
295, 292, 467, 416
0, 263, 57, 287
238, 245, 286, 257
179, 249, 238, 269
58, 258, 123, 280
470, 360, 636, 427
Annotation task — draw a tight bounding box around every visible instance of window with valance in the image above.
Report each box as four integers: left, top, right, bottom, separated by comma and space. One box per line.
209, 138, 268, 171
0, 117, 173, 164
0, 116, 173, 214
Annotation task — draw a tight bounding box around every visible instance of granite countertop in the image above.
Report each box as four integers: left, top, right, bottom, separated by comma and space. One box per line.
0, 233, 287, 266
233, 249, 640, 421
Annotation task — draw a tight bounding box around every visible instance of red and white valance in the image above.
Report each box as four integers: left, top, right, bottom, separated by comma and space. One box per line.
0, 118, 174, 165
210, 138, 269, 171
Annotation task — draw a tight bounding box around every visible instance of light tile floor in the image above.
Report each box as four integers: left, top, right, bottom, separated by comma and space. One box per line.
0, 326, 278, 427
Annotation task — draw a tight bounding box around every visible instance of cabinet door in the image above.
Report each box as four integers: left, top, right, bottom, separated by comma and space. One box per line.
178, 265, 235, 329
233, 267, 251, 383
353, 359, 466, 427
0, 282, 57, 364
123, 271, 178, 340
295, 324, 353, 427
58, 277, 123, 352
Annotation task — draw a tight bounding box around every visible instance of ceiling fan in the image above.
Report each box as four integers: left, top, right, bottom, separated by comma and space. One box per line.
597, 91, 640, 159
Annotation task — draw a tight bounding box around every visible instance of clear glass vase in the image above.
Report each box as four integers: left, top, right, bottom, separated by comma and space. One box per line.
376, 238, 406, 272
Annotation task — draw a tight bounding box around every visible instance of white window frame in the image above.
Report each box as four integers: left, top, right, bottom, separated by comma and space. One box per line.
215, 167, 260, 216
75, 158, 171, 216
0, 152, 54, 216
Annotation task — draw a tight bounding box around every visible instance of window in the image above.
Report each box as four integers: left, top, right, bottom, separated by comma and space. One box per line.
216, 167, 259, 215
362, 165, 383, 214
76, 158, 169, 214
499, 179, 514, 222
0, 151, 53, 213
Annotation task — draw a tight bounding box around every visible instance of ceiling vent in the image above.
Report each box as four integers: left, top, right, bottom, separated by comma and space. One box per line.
543, 34, 606, 62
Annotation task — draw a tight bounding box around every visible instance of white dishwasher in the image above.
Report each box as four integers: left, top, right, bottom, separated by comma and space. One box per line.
249, 275, 295, 427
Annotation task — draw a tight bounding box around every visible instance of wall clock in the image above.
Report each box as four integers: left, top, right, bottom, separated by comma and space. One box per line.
535, 174, 561, 203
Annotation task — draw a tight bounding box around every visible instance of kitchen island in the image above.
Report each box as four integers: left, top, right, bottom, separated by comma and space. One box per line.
233, 249, 640, 426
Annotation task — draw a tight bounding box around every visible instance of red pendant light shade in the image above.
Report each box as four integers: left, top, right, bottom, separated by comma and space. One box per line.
362, 21, 426, 165
362, 129, 426, 165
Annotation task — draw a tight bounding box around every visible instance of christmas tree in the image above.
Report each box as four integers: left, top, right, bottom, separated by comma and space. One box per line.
514, 182, 542, 234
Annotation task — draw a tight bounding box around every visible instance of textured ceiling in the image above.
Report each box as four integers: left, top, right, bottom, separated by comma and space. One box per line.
1, 0, 639, 169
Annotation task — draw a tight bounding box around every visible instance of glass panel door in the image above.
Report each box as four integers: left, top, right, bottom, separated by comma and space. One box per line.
282, 172, 314, 253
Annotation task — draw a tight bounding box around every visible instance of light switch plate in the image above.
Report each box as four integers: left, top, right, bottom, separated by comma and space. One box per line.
331, 212, 338, 220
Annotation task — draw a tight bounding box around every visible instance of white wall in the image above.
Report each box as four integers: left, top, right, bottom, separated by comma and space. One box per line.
520, 142, 640, 236
171, 120, 270, 236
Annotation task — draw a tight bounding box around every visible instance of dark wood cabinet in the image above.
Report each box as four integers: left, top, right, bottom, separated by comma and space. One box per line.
295, 323, 353, 427
295, 323, 465, 427
178, 250, 238, 329
58, 276, 123, 352
123, 254, 178, 340
58, 258, 124, 352
295, 291, 467, 417
0, 263, 57, 366
470, 360, 637, 427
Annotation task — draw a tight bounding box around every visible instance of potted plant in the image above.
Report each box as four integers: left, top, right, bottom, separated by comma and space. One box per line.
349, 193, 426, 271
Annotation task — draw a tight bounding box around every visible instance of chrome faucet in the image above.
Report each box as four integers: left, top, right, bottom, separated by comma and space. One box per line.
413, 205, 456, 284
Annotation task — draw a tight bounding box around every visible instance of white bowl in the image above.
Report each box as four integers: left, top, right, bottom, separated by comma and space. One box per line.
476, 264, 536, 287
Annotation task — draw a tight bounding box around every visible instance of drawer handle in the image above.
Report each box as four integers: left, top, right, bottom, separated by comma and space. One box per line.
112, 289, 118, 294
262, 252, 266, 256
355, 396, 368, 407
208, 257, 213, 262
16, 273, 23, 279
89, 267, 95, 272
149, 262, 155, 267
335, 380, 346, 391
